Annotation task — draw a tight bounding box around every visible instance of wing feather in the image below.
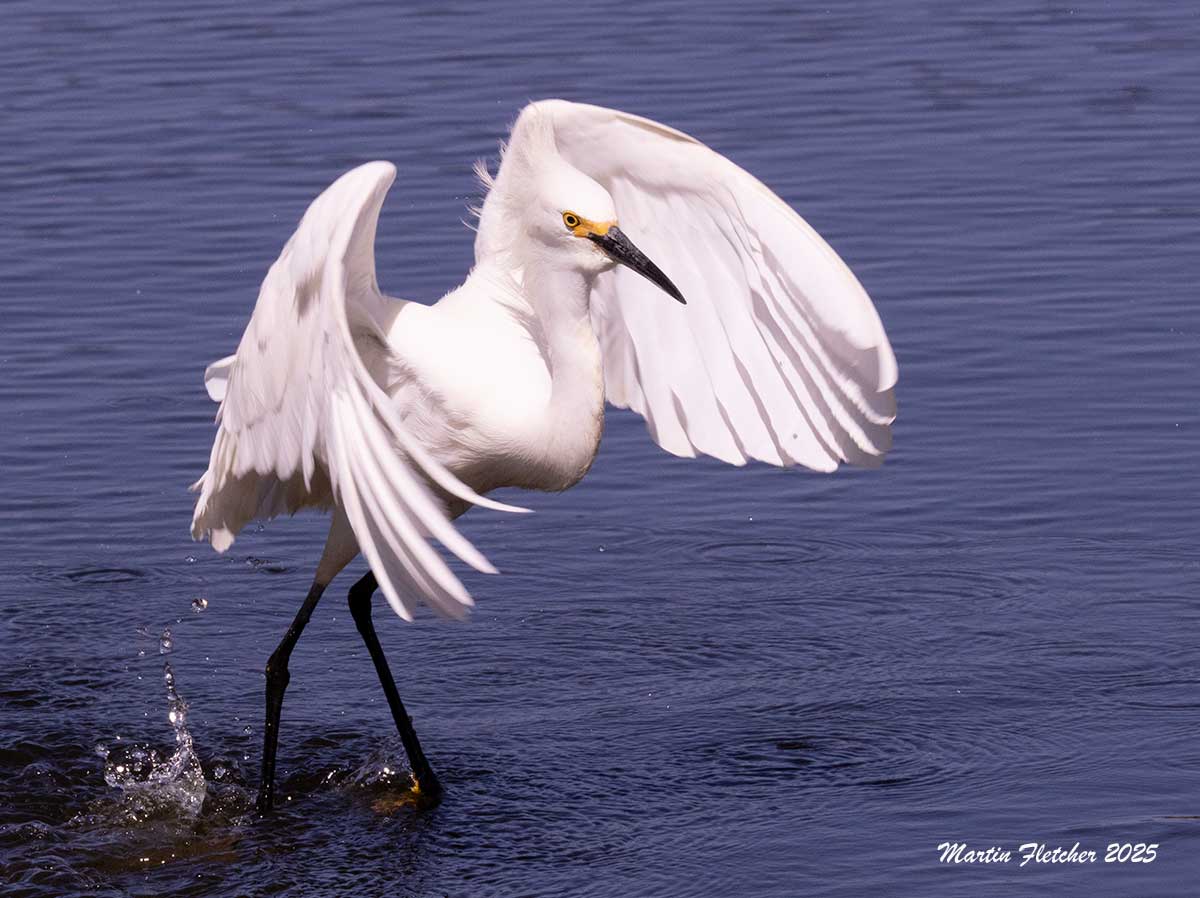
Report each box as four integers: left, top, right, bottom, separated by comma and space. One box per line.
191, 162, 519, 619
511, 100, 897, 472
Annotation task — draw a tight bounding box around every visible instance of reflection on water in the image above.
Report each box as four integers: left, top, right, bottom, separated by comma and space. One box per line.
2, 0, 1200, 895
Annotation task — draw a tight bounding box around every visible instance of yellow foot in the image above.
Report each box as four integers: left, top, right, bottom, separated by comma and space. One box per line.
370, 774, 440, 815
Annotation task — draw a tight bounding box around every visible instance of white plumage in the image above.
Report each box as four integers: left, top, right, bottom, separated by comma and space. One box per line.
190, 99, 897, 623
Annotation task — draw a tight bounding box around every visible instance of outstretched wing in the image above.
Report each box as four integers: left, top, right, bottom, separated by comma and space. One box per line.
515, 100, 897, 471
191, 162, 522, 620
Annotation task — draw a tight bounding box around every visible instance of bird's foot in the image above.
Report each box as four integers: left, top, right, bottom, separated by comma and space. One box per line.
410, 770, 443, 808
370, 771, 443, 815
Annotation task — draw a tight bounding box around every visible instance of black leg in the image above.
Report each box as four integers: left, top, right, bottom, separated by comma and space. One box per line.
256, 579, 326, 815
347, 572, 443, 804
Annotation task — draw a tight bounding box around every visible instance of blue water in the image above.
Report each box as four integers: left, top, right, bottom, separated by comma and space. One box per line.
2, 2, 1198, 895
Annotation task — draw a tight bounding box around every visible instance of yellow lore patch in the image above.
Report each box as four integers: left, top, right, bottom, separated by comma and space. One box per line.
562, 210, 615, 238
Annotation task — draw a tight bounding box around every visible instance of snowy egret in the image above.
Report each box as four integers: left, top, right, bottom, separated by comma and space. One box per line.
190, 99, 897, 813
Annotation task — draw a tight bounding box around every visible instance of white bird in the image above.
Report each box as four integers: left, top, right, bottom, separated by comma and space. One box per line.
190, 99, 897, 813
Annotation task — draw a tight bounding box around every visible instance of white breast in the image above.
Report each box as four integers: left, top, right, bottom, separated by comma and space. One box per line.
383, 291, 604, 497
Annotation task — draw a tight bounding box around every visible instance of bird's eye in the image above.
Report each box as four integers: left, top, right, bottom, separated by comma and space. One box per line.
562, 212, 581, 230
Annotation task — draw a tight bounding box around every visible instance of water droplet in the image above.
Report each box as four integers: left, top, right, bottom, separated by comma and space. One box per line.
94, 742, 109, 758
243, 725, 253, 736
191, 597, 208, 614
598, 545, 606, 553
159, 628, 173, 655
747, 515, 754, 522
184, 555, 197, 564
101, 660, 207, 817
104, 744, 160, 788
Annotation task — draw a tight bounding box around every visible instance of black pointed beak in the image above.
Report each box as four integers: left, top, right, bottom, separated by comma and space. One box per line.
589, 226, 686, 304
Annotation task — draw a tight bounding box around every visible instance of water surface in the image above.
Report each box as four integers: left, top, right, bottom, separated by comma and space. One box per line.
2, 2, 1198, 895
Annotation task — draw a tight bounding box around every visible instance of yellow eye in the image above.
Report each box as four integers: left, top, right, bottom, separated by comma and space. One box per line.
562, 211, 581, 230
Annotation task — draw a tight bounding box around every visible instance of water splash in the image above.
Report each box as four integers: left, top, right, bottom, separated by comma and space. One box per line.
190, 597, 208, 614
101, 632, 207, 818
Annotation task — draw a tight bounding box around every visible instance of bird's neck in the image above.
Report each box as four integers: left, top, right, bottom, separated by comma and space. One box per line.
530, 263, 605, 485
531, 269, 604, 441
473, 257, 605, 482
526, 263, 599, 380
472, 257, 601, 387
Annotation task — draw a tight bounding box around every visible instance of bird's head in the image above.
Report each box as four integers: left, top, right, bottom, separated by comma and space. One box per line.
531, 162, 686, 304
